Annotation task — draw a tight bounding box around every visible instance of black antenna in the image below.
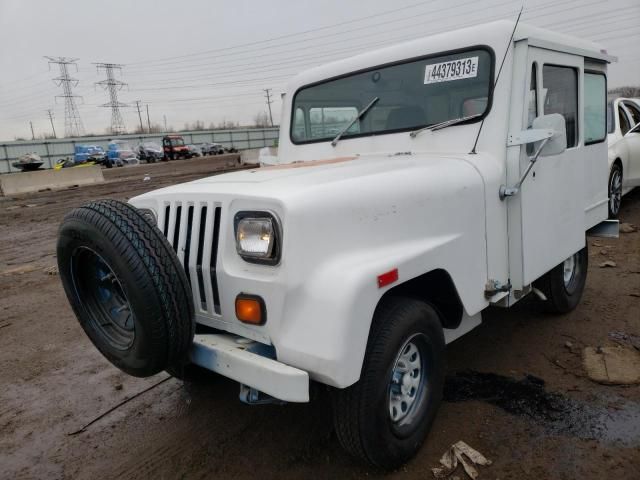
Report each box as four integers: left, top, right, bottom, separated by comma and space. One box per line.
470, 6, 524, 154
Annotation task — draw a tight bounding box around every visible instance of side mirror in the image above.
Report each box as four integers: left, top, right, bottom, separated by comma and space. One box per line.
532, 113, 567, 156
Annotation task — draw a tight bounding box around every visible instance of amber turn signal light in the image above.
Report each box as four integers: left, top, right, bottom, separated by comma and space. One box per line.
235, 294, 266, 325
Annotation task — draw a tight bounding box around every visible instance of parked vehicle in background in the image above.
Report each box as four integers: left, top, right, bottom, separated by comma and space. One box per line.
137, 142, 164, 163
57, 21, 615, 469
75, 145, 107, 165
606, 97, 640, 217
12, 153, 44, 171
187, 145, 202, 157
201, 142, 225, 155
107, 140, 139, 168
162, 135, 193, 160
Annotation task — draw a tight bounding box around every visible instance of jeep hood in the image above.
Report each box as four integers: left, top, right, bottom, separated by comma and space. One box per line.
133, 153, 481, 202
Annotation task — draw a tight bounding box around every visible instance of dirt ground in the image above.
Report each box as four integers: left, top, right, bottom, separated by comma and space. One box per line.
1, 157, 639, 480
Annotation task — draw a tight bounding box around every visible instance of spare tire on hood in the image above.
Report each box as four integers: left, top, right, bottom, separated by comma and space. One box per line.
57, 199, 195, 377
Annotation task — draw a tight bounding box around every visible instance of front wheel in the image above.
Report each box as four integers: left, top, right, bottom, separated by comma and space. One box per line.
534, 245, 588, 314
608, 163, 623, 219
332, 297, 445, 469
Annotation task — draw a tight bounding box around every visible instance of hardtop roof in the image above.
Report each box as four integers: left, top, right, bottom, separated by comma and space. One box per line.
287, 20, 615, 91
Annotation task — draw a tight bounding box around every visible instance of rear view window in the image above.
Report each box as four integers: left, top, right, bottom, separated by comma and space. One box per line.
543, 65, 578, 147
584, 73, 606, 144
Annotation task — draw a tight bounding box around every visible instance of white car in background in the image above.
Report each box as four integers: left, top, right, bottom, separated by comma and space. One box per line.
607, 97, 640, 217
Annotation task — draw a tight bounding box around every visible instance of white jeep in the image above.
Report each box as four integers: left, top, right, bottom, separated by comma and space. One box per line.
57, 20, 616, 468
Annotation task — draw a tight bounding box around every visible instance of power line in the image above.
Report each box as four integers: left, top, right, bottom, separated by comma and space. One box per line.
94, 63, 128, 134
44, 56, 85, 137
125, 0, 603, 74
127, 0, 435, 66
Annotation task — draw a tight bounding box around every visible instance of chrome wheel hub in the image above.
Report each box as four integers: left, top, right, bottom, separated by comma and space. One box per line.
389, 336, 425, 424
609, 169, 622, 215
563, 254, 577, 287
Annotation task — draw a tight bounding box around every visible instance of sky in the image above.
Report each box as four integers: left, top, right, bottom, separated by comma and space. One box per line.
0, 0, 638, 141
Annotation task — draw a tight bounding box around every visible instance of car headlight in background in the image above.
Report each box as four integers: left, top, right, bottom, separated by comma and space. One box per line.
138, 208, 157, 226
234, 211, 281, 265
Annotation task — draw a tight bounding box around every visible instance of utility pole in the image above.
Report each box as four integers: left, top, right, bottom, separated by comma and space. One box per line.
133, 100, 144, 133
45, 57, 85, 137
46, 109, 57, 138
163, 114, 167, 132
94, 63, 128, 135
146, 104, 151, 133
29, 121, 35, 140
263, 88, 274, 127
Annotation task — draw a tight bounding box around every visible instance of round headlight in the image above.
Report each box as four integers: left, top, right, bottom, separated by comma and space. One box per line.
234, 212, 281, 264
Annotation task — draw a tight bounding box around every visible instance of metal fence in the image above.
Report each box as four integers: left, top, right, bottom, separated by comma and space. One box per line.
0, 127, 279, 174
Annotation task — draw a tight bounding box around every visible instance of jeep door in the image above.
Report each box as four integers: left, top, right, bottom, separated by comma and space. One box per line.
507, 46, 605, 289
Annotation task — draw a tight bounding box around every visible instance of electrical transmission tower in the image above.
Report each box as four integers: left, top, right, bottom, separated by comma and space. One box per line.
45, 57, 85, 137
94, 63, 128, 135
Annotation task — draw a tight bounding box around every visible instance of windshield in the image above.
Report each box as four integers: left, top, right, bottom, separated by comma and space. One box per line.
291, 47, 493, 144
172, 138, 185, 146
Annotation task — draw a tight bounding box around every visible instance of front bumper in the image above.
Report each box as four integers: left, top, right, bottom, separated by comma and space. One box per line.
189, 333, 310, 402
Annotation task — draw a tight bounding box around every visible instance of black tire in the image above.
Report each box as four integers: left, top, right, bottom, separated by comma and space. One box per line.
608, 162, 623, 219
534, 245, 588, 314
57, 199, 195, 377
332, 297, 445, 469
105, 159, 113, 169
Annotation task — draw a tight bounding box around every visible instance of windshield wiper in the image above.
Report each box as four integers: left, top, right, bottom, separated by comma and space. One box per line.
331, 97, 379, 147
409, 113, 482, 138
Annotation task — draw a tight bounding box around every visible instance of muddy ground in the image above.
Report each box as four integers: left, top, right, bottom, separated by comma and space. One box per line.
1, 157, 639, 480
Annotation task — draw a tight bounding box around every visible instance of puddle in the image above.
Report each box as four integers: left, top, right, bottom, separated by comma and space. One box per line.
444, 371, 640, 446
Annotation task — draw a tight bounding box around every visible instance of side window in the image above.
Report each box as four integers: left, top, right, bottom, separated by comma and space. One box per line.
309, 106, 358, 139
607, 102, 614, 134
527, 63, 538, 128
526, 64, 538, 155
619, 106, 631, 136
623, 102, 640, 126
584, 72, 606, 144
543, 65, 578, 147
292, 107, 306, 141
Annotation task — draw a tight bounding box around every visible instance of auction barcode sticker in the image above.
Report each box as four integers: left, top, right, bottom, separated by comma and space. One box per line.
424, 56, 478, 84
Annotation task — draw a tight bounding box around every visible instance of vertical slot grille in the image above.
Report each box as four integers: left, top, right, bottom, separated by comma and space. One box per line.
195, 206, 208, 311
165, 201, 222, 317
183, 205, 194, 287
210, 207, 222, 314
172, 206, 182, 252
163, 205, 170, 237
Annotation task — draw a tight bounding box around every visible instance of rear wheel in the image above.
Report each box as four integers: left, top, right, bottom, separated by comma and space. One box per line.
534, 245, 588, 314
608, 163, 623, 219
332, 297, 445, 469
57, 199, 195, 377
